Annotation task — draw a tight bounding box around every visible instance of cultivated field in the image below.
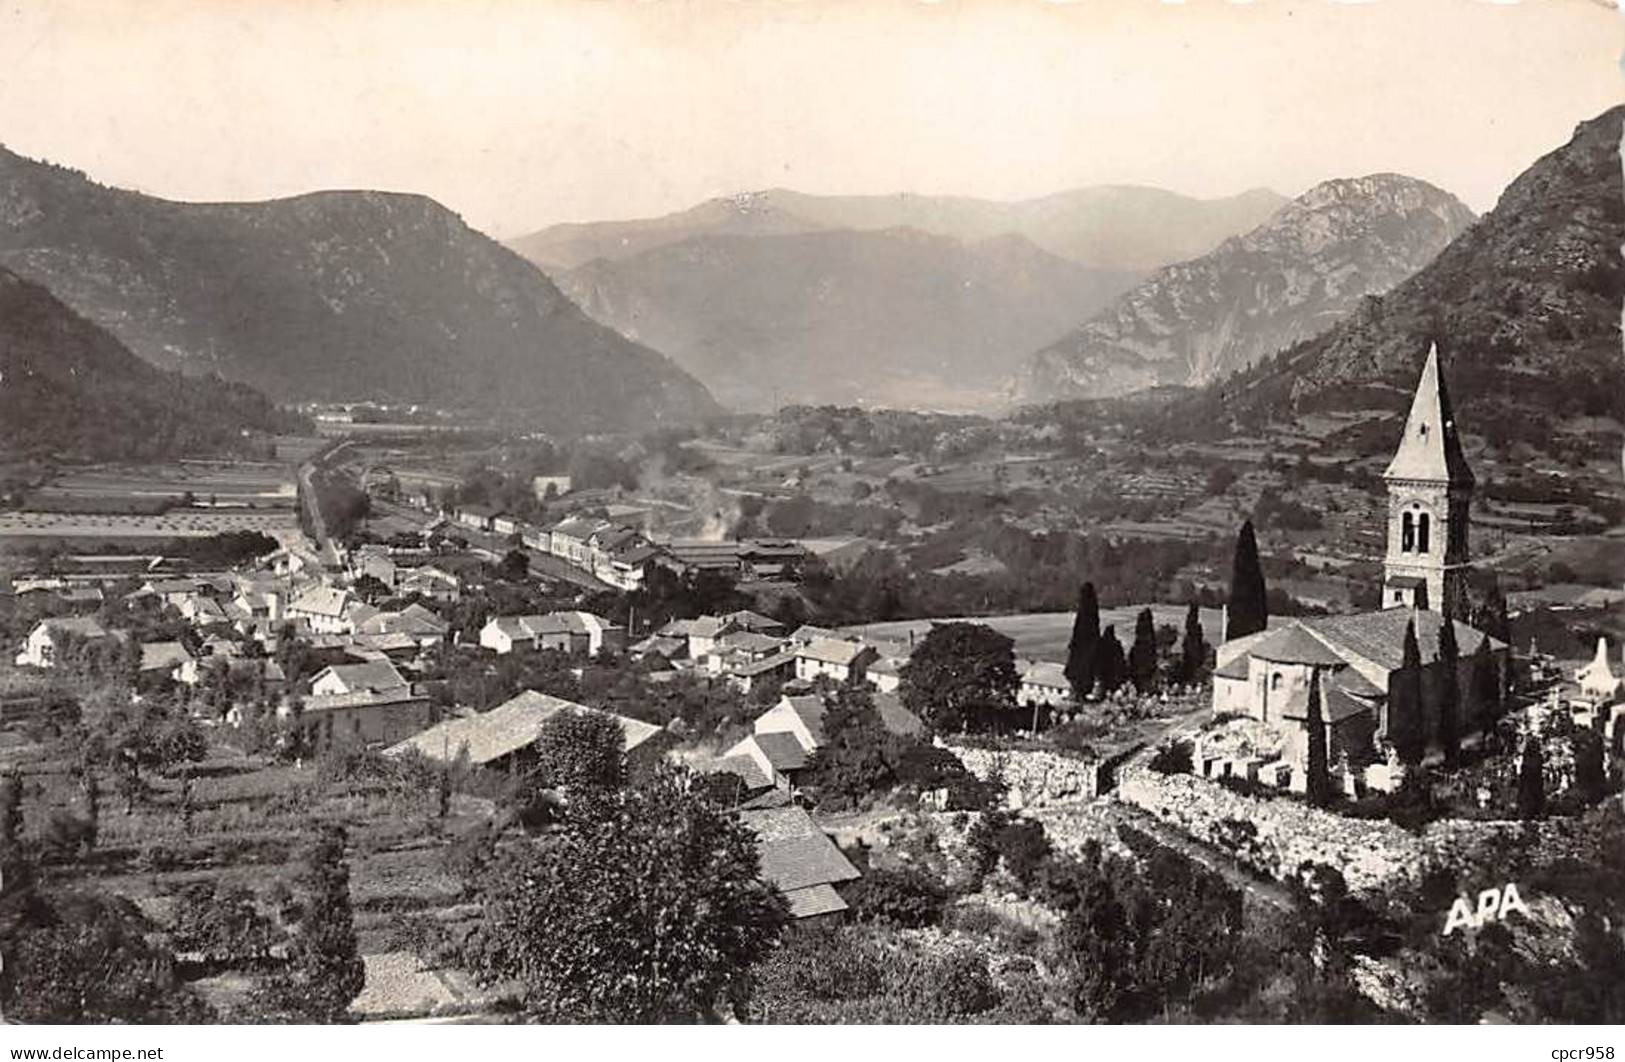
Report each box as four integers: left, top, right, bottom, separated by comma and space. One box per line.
0, 510, 299, 544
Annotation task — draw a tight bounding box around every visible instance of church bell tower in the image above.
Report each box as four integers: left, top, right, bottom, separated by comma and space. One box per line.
1382, 344, 1474, 616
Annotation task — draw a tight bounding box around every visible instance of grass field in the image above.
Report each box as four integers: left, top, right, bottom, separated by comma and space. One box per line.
843, 605, 1230, 662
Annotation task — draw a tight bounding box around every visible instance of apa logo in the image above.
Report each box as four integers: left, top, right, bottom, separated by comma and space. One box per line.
1443, 883, 1531, 936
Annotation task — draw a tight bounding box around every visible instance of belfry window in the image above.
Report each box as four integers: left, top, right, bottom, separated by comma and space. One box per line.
1270, 673, 1284, 691
1417, 513, 1430, 553
1401, 511, 1415, 552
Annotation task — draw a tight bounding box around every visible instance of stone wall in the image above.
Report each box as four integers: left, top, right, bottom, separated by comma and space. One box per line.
944, 742, 1101, 809
1115, 763, 1591, 897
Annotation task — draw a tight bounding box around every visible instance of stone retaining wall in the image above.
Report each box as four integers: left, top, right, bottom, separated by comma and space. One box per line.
944, 743, 1101, 809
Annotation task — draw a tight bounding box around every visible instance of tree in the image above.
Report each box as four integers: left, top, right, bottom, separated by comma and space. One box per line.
1436, 617, 1461, 768
1127, 608, 1159, 694
1571, 728, 1606, 804
253, 825, 365, 1022
1304, 669, 1332, 807
497, 548, 530, 582
1064, 582, 1101, 700
1473, 642, 1502, 738
1390, 619, 1426, 766
1179, 601, 1208, 686
462, 767, 788, 1021
1227, 520, 1268, 640
802, 685, 896, 810
1093, 626, 1128, 696
1516, 739, 1546, 821
898, 622, 1018, 734
530, 709, 626, 793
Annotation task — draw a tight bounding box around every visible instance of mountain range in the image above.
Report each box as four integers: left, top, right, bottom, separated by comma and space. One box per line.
0, 148, 718, 433
557, 227, 1140, 410
511, 185, 1289, 274
1143, 105, 1624, 442
0, 265, 302, 460
1013, 175, 1476, 403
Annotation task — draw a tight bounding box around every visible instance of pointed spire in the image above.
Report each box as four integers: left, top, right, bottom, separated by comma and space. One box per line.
1384, 342, 1475, 485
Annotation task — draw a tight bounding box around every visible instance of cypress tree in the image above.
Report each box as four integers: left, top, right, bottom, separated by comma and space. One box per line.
259, 824, 365, 1022
1227, 520, 1268, 640
1571, 729, 1606, 804
1179, 602, 1207, 686
1391, 618, 1426, 766
1472, 642, 1501, 738
1064, 582, 1101, 700
1127, 608, 1159, 694
1516, 738, 1546, 821
1436, 617, 1461, 768
1094, 626, 1127, 696
1304, 669, 1332, 807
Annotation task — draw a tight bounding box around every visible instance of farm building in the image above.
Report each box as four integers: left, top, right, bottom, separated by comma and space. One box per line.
385, 689, 673, 773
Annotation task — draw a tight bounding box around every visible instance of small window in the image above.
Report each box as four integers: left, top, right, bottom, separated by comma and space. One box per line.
1271, 672, 1284, 691
1401, 511, 1415, 552
1418, 423, 1429, 439
1417, 513, 1431, 553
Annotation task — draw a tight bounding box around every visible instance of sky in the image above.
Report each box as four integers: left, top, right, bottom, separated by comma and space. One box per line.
0, 0, 1619, 238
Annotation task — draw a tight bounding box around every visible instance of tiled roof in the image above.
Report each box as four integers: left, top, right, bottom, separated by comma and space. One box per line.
1302, 608, 1495, 673
1213, 655, 1250, 681
1248, 625, 1350, 667
729, 650, 796, 678
706, 754, 772, 791
796, 637, 870, 666
790, 624, 840, 644
289, 585, 349, 617
752, 731, 809, 772
1020, 661, 1070, 689
139, 641, 193, 671
304, 687, 427, 714
314, 660, 408, 694
739, 805, 861, 895
872, 693, 924, 738
38, 616, 110, 640
688, 615, 732, 639
386, 690, 659, 766
723, 610, 784, 633
782, 883, 849, 919
779, 695, 827, 743
719, 630, 787, 654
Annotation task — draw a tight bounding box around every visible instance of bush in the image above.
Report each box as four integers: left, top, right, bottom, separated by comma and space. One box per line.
1149, 741, 1194, 775
841, 865, 950, 929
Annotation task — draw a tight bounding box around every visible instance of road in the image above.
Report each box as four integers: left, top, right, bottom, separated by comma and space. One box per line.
298, 439, 352, 571
1104, 801, 1299, 915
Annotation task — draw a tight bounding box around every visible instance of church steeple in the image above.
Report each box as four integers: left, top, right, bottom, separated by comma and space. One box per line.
1381, 344, 1474, 616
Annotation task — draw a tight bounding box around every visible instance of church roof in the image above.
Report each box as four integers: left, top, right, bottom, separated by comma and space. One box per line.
1383, 344, 1475, 486
1249, 625, 1349, 667
1302, 608, 1495, 673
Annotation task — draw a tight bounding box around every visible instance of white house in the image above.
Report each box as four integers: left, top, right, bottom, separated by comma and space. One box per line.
309, 660, 409, 698
1018, 661, 1072, 709
286, 585, 355, 636
793, 637, 878, 684
15, 617, 114, 669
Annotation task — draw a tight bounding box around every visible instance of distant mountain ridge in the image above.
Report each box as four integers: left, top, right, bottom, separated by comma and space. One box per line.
1013, 174, 1476, 403
557, 226, 1141, 411
1140, 106, 1625, 445
511, 185, 1288, 274
0, 265, 302, 460
0, 148, 719, 432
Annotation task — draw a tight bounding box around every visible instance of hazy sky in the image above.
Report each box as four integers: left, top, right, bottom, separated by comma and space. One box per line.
0, 0, 1619, 237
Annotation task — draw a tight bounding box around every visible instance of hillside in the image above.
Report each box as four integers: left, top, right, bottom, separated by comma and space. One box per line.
1156, 105, 1624, 449
512, 185, 1288, 274
1014, 175, 1475, 402
559, 227, 1140, 411
0, 148, 719, 432
0, 266, 302, 460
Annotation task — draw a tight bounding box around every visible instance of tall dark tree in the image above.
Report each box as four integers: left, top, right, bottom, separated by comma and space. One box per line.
1390, 619, 1427, 766
1472, 642, 1502, 739
254, 824, 365, 1022
1064, 582, 1101, 700
1304, 670, 1332, 807
1094, 626, 1128, 697
1516, 739, 1546, 821
1179, 602, 1208, 687
1127, 608, 1159, 694
1571, 728, 1606, 805
531, 709, 626, 793
1227, 520, 1268, 641
1436, 617, 1462, 768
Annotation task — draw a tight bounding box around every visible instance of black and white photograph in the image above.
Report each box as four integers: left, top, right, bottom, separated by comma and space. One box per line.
0, 0, 1622, 1036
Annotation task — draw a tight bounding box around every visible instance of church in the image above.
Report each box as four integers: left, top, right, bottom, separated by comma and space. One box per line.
1211, 345, 1509, 773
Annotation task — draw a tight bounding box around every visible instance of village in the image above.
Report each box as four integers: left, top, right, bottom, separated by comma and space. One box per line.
2, 347, 1621, 1023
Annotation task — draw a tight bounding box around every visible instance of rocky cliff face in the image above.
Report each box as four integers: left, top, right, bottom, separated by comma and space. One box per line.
1013, 175, 1475, 402
0, 148, 719, 432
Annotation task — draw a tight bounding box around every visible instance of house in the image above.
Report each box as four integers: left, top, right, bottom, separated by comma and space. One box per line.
397, 565, 461, 603
547, 517, 610, 568
308, 660, 409, 698
138, 641, 195, 678
866, 655, 904, 694
386, 689, 673, 773
721, 651, 798, 694
1018, 661, 1072, 709
455, 505, 500, 533
586, 526, 647, 581
479, 612, 625, 657
793, 638, 878, 685
686, 615, 737, 659
736, 539, 808, 582
602, 543, 660, 592
531, 474, 573, 500
738, 801, 861, 920
724, 731, 812, 790
356, 603, 449, 651
15, 617, 114, 668
754, 694, 827, 752
491, 514, 522, 538
288, 687, 434, 754
286, 585, 355, 635
1210, 347, 1509, 776
721, 610, 785, 636
350, 545, 398, 589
